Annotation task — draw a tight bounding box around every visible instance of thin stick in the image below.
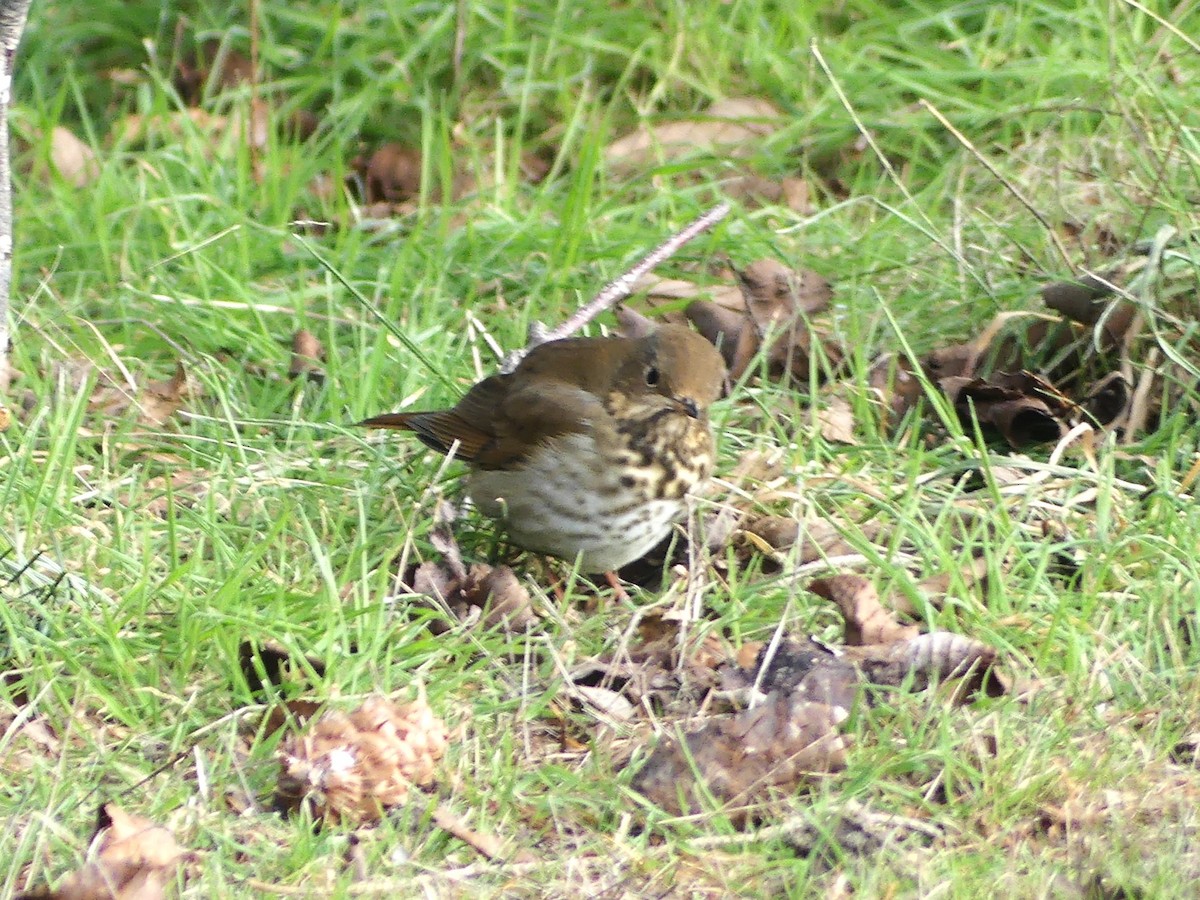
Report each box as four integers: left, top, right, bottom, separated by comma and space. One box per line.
248, 0, 261, 170
501, 202, 731, 373
918, 98, 1074, 272
432, 802, 533, 863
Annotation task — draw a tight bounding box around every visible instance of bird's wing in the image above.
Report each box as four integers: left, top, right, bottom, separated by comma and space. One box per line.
471, 379, 607, 470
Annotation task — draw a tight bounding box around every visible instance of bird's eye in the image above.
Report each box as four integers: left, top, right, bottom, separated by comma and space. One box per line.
645, 366, 660, 387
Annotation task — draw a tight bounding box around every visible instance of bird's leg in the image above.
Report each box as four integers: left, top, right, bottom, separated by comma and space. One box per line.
602, 570, 630, 602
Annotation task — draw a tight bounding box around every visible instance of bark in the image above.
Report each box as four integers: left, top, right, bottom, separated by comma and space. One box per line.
0, 0, 33, 391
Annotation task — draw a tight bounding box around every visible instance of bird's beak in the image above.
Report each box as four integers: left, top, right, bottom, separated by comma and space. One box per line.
678, 397, 700, 419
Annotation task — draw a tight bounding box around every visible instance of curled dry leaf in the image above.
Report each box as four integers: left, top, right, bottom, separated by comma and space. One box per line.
685, 258, 838, 385
632, 692, 848, 820
88, 362, 190, 428
867, 354, 924, 425
605, 96, 783, 173
736, 516, 881, 576
49, 126, 99, 188
410, 559, 537, 633
939, 373, 1068, 447
141, 469, 227, 519
851, 632, 1004, 698
276, 695, 449, 825
808, 575, 920, 646
817, 394, 858, 445
362, 143, 423, 204
173, 39, 254, 106
238, 639, 327, 698
21, 804, 187, 900
777, 798, 942, 862
0, 712, 61, 772
722, 173, 812, 213
570, 612, 729, 718
456, 563, 538, 631
289, 329, 325, 382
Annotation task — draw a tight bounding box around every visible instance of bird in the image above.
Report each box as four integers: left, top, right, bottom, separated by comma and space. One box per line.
361, 324, 726, 575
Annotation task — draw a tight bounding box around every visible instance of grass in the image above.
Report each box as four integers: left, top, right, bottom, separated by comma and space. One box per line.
3, 0, 1200, 895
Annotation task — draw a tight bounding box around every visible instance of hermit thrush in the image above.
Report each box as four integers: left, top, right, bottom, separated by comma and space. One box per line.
362, 324, 726, 573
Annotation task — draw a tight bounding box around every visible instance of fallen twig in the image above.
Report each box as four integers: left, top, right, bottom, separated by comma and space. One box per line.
501, 202, 731, 372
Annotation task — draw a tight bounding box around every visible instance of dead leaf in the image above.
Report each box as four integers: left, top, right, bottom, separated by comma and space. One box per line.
49, 126, 99, 187
288, 329, 325, 382
173, 38, 254, 106
87, 362, 190, 428
21, 804, 187, 900
571, 683, 637, 723
737, 517, 879, 572
817, 394, 857, 445
939, 373, 1068, 447
722, 173, 812, 213
0, 712, 61, 772
238, 639, 327, 698
867, 354, 924, 425
605, 97, 783, 172
141, 470, 227, 519
631, 692, 848, 820
362, 143, 423, 204
685, 258, 838, 384
851, 632, 1004, 698
455, 564, 537, 631
113, 101, 270, 153
808, 575, 920, 646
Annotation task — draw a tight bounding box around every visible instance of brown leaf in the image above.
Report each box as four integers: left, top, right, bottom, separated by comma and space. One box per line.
631, 692, 848, 820
732, 259, 837, 383
1080, 371, 1130, 427
721, 173, 812, 213
362, 143, 423, 204
684, 299, 748, 368
49, 126, 99, 187
141, 470, 226, 519
738, 517, 880, 573
939, 373, 1067, 447
288, 329, 325, 382
173, 39, 254, 105
408, 551, 538, 634
817, 394, 857, 445
809, 575, 920, 646
867, 354, 924, 425
605, 96, 783, 172
853, 632, 1004, 698
88, 362, 190, 427
738, 258, 832, 318
26, 804, 187, 900
456, 564, 537, 631
238, 639, 327, 697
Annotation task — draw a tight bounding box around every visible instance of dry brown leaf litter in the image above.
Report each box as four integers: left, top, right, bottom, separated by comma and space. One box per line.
288, 328, 325, 382
18, 804, 189, 900
629, 573, 1005, 820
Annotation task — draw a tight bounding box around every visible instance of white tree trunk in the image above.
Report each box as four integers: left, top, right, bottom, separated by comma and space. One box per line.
0, 0, 32, 391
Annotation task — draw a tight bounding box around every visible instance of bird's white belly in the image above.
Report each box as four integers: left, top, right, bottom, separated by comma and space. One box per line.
467, 432, 686, 573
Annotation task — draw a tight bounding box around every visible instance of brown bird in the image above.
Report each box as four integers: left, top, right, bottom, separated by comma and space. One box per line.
361, 324, 726, 574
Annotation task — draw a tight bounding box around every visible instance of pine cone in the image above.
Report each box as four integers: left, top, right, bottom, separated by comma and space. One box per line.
276, 695, 448, 825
